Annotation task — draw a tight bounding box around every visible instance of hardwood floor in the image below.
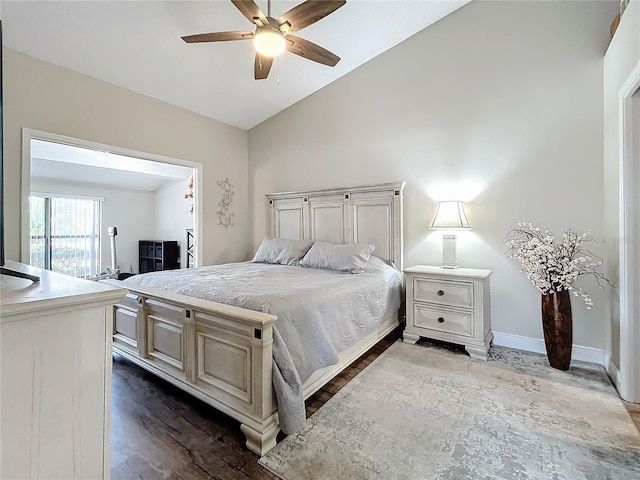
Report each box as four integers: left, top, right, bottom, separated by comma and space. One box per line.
111, 335, 397, 479
623, 400, 640, 432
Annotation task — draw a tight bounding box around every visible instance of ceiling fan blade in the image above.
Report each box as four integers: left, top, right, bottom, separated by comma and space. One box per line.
254, 54, 274, 80
286, 35, 340, 67
182, 31, 253, 43
231, 0, 268, 26
278, 0, 346, 33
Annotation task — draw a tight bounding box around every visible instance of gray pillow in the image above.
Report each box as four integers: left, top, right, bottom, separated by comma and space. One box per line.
300, 242, 375, 274
252, 238, 314, 266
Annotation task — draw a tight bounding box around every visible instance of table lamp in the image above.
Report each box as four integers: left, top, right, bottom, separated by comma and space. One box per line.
429, 201, 470, 269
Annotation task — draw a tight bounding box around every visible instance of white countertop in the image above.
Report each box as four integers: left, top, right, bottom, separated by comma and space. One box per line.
1, 261, 127, 321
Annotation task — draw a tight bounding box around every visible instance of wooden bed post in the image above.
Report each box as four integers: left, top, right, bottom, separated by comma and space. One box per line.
240, 322, 280, 456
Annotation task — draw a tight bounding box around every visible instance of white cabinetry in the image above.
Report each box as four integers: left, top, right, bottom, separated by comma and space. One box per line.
403, 265, 492, 360
1, 262, 125, 479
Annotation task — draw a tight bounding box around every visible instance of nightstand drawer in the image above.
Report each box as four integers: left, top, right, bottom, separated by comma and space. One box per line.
413, 304, 473, 337
413, 278, 474, 309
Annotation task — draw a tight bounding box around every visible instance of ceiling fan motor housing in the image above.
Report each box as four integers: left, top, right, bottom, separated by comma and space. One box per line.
253, 18, 286, 57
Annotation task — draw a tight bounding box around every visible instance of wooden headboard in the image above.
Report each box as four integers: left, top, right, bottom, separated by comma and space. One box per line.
265, 182, 405, 270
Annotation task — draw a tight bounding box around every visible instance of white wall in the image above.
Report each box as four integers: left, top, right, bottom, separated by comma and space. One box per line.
31, 176, 197, 275
154, 177, 194, 268
29, 177, 156, 274
603, 0, 640, 368
248, 1, 616, 348
4, 48, 250, 267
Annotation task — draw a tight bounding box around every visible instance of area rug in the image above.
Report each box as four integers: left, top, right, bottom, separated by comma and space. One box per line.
259, 341, 640, 480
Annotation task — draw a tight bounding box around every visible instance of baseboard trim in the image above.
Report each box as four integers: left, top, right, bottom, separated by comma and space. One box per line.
492, 331, 606, 366
604, 352, 621, 389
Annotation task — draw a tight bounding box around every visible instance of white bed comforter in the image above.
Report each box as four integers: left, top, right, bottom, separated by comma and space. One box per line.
124, 256, 402, 432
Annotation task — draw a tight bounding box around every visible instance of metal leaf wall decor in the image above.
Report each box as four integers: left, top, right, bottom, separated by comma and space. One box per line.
216, 178, 234, 229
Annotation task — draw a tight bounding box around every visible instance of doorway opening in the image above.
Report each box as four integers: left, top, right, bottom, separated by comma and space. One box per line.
21, 129, 202, 277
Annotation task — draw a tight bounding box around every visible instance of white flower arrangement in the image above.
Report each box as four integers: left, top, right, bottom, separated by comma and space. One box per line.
505, 223, 609, 309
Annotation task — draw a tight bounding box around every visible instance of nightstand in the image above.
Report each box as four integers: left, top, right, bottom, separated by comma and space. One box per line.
403, 265, 493, 360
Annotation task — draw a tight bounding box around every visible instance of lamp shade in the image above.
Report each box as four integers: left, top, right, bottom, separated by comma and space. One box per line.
429, 201, 471, 229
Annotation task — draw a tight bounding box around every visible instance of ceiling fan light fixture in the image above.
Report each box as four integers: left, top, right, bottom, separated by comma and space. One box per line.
182, 0, 345, 80
253, 28, 286, 57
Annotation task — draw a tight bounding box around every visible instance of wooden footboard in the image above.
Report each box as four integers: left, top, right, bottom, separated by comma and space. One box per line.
104, 279, 400, 456
104, 279, 280, 456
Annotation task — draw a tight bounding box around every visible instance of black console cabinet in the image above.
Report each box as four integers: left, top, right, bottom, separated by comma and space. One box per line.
139, 240, 179, 273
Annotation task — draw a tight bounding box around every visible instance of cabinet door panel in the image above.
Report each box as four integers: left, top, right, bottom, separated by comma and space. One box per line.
149, 316, 183, 368
274, 203, 305, 240
350, 195, 394, 262
195, 323, 253, 408
1, 307, 109, 479
114, 306, 138, 352
309, 201, 345, 244
145, 300, 186, 374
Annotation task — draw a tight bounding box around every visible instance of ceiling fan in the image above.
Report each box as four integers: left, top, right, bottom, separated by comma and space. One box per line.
181, 0, 346, 80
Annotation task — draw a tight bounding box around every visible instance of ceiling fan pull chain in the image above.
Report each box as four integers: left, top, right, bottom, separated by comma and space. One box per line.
276, 57, 280, 84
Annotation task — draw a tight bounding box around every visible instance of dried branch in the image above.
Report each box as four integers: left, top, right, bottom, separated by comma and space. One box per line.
505, 223, 611, 309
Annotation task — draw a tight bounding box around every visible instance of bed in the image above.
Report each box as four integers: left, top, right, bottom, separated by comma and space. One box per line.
104, 181, 405, 456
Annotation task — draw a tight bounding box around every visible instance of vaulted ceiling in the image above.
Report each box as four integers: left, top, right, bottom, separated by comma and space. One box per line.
3, 0, 469, 130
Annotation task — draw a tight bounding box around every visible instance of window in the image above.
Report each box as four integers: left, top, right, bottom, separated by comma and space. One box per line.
30, 194, 102, 277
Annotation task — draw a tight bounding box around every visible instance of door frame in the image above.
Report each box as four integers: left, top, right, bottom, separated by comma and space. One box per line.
20, 128, 203, 270
619, 60, 640, 402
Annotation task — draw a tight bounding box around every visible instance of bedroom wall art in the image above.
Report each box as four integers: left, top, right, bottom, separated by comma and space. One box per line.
217, 177, 234, 229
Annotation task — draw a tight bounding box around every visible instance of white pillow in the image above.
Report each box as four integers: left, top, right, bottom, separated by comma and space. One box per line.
300, 242, 375, 274
252, 238, 314, 266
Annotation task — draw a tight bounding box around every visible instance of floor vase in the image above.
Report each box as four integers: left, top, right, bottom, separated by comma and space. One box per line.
541, 290, 572, 370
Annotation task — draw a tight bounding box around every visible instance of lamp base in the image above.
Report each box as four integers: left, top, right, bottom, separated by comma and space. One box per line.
441, 235, 458, 269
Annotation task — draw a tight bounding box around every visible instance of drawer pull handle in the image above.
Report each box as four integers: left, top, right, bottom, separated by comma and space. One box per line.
437, 290, 445, 296
438, 317, 445, 323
